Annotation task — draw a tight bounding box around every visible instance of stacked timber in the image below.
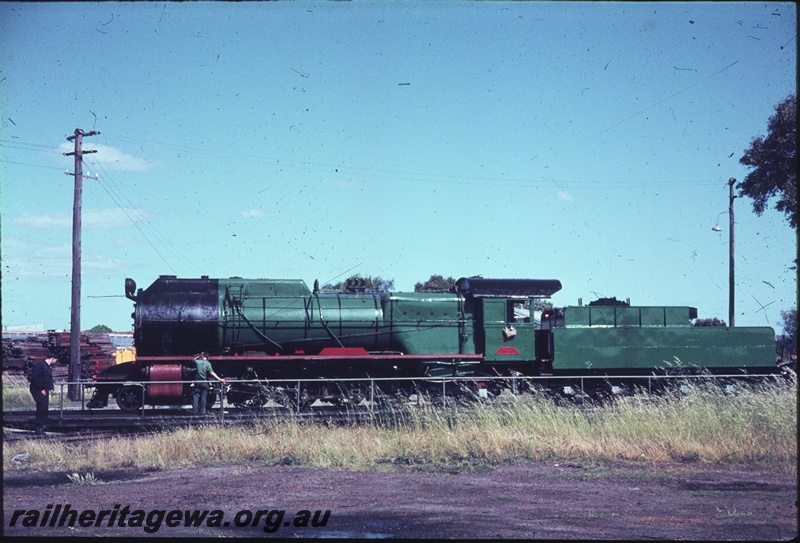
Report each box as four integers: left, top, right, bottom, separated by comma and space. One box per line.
2, 331, 117, 382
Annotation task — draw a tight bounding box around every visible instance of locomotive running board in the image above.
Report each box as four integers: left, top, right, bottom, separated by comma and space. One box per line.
135, 353, 484, 364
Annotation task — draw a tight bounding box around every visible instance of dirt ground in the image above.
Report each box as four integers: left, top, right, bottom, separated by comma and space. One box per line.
3, 460, 797, 540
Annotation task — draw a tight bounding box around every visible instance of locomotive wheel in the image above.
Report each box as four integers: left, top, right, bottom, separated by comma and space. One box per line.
116, 385, 144, 411
231, 393, 266, 409
228, 383, 291, 409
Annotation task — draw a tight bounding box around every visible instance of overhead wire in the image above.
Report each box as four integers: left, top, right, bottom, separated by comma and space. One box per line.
2, 130, 733, 277
5, 135, 727, 190
102, 132, 724, 190
80, 155, 202, 275
1, 136, 197, 276
0, 140, 59, 152
0, 158, 64, 171
0, 138, 66, 171
77, 131, 204, 275
80, 158, 177, 274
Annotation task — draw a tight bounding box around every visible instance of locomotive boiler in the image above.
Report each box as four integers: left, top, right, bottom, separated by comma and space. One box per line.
87, 275, 778, 411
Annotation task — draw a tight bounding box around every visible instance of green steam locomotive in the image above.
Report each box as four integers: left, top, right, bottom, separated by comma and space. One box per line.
87, 275, 778, 411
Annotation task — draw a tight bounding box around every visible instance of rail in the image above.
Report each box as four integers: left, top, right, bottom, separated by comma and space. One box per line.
50, 372, 788, 420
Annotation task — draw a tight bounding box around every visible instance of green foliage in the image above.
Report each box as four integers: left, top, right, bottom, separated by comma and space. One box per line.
322, 274, 394, 293
88, 324, 113, 333
414, 275, 456, 292
588, 297, 629, 307
532, 299, 553, 312
693, 317, 727, 327
781, 309, 797, 340
778, 309, 797, 356
738, 94, 797, 228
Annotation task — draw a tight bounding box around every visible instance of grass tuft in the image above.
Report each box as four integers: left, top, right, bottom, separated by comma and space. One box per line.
66, 472, 99, 486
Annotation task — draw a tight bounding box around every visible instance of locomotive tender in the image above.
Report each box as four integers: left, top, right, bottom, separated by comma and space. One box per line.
87, 275, 777, 411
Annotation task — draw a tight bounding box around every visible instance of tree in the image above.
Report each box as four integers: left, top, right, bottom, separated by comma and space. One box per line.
693, 317, 727, 327
414, 275, 456, 292
587, 297, 629, 307
782, 308, 797, 340
88, 324, 113, 333
532, 299, 553, 313
738, 94, 797, 228
777, 309, 797, 357
322, 274, 394, 293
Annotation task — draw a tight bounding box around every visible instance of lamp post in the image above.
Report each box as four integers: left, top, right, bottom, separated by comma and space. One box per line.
711, 178, 736, 327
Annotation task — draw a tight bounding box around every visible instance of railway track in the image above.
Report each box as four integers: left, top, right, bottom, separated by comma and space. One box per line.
2, 404, 407, 439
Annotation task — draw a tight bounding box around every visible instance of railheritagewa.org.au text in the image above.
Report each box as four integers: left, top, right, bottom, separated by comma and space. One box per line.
8, 504, 331, 534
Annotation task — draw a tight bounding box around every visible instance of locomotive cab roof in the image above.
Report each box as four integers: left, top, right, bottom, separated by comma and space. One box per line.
455, 277, 562, 299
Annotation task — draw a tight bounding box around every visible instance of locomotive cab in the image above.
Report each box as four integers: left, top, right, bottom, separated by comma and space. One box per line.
454, 277, 562, 372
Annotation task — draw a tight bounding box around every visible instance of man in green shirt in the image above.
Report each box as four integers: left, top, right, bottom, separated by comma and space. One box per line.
192, 353, 228, 415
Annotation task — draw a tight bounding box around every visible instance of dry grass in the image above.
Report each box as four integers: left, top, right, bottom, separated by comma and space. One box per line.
3, 375, 35, 410
2, 375, 68, 411
4, 380, 796, 475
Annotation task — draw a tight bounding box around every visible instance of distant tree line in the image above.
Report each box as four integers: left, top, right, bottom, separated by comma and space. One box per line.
322, 274, 458, 294
693, 318, 727, 327
322, 274, 395, 293
414, 275, 456, 292
587, 297, 629, 307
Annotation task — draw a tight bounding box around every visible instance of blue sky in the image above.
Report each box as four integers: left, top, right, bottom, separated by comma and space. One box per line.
1, 1, 796, 333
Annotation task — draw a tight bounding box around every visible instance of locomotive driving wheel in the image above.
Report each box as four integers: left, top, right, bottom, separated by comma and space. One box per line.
116, 385, 144, 411
228, 381, 290, 409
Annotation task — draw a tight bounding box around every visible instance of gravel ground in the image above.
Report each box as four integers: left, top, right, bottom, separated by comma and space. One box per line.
4, 460, 797, 539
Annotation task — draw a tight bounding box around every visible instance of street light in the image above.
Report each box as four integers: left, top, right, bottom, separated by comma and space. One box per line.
711, 178, 736, 327
711, 213, 724, 232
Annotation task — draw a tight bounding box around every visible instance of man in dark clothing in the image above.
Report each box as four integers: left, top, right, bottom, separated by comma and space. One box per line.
192, 353, 227, 415
29, 356, 57, 434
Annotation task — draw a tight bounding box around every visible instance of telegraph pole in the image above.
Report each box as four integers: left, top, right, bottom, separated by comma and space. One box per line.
728, 177, 736, 327
64, 128, 99, 400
